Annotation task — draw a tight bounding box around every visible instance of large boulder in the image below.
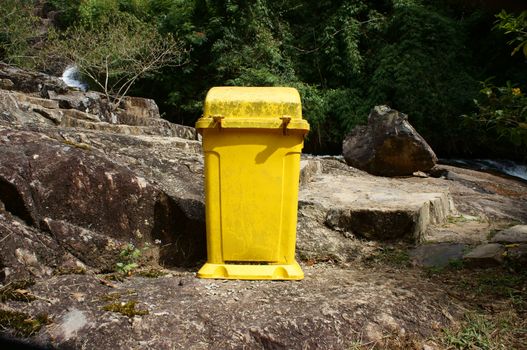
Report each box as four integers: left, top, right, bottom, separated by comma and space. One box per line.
343, 105, 437, 176
0, 127, 206, 274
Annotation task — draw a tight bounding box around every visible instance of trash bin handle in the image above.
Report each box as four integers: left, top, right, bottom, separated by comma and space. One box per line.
280, 116, 291, 135
212, 115, 225, 129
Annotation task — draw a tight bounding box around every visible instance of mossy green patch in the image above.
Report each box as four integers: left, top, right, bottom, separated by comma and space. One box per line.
102, 300, 148, 318
0, 310, 50, 337
135, 268, 167, 278
53, 266, 87, 276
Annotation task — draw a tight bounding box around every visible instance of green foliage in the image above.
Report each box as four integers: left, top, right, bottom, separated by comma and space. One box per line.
115, 243, 152, 274
0, 0, 41, 68
495, 10, 527, 57
463, 80, 527, 159
367, 2, 479, 152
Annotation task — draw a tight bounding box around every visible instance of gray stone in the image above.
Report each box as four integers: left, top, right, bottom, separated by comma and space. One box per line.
463, 243, 505, 267
410, 243, 466, 267
0, 62, 69, 94
50, 309, 90, 342
491, 225, 527, 243
0, 78, 14, 90
0, 127, 206, 270
342, 105, 437, 176
0, 207, 70, 283
61, 108, 101, 122
300, 159, 322, 185
120, 96, 160, 119
506, 243, 527, 262
13, 92, 60, 110
300, 172, 455, 243
21, 268, 461, 349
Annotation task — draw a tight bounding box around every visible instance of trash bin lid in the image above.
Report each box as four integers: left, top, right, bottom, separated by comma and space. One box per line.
196, 87, 310, 133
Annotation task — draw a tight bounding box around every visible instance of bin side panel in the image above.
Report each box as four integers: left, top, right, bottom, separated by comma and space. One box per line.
203, 151, 223, 264
279, 152, 302, 263
202, 129, 303, 263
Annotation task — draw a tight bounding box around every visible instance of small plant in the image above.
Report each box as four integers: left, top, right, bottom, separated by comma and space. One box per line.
446, 215, 479, 224
115, 243, 142, 275
114, 243, 154, 276
448, 259, 464, 270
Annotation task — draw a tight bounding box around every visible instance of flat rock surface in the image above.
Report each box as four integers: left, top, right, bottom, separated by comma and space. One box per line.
14, 266, 461, 350
300, 173, 450, 211
410, 243, 466, 267
298, 169, 454, 242
491, 225, 527, 243
463, 243, 505, 267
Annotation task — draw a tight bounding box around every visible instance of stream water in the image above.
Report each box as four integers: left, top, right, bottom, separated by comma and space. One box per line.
61, 65, 88, 92
440, 159, 527, 181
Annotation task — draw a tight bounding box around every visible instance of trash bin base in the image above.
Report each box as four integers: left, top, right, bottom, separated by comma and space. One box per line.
197, 261, 304, 280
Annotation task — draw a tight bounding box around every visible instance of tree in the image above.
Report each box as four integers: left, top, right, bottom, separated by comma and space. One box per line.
0, 0, 40, 68
46, 13, 187, 111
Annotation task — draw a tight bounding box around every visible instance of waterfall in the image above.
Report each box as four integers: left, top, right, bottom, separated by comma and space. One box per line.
61, 65, 88, 92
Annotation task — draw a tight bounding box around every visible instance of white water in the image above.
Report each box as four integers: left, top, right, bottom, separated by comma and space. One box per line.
444, 159, 527, 181
61, 65, 88, 91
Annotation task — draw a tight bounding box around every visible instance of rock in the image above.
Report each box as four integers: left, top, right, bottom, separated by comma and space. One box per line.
61, 108, 101, 122
0, 62, 68, 95
436, 165, 527, 222
300, 170, 455, 243
48, 90, 109, 118
410, 243, 466, 267
0, 208, 69, 283
463, 243, 505, 267
13, 92, 60, 110
0, 127, 206, 269
342, 105, 437, 176
413, 171, 428, 178
120, 96, 160, 119
296, 200, 364, 263
20, 268, 461, 349
0, 78, 14, 90
0, 63, 199, 139
506, 244, 527, 263
41, 218, 123, 272
299, 159, 322, 185
49, 309, 91, 343
0, 90, 53, 126
491, 225, 527, 243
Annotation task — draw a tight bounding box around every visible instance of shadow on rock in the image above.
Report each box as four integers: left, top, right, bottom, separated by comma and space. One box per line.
152, 193, 206, 267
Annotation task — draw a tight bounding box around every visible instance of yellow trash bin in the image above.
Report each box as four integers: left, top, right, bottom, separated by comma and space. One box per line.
195, 87, 309, 280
